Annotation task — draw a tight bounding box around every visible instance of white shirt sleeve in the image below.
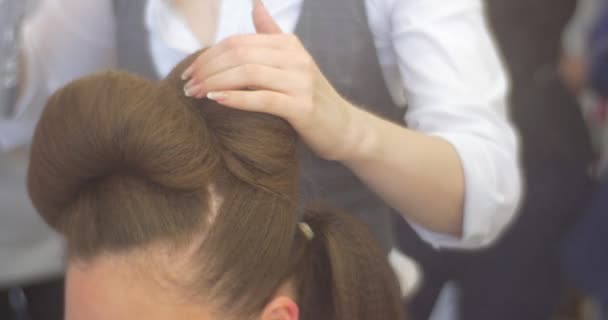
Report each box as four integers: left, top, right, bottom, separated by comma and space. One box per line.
383, 0, 523, 249
0, 0, 116, 151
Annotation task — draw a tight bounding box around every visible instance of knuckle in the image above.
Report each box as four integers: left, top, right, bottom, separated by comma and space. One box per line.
292, 76, 312, 94
299, 70, 314, 86
303, 78, 314, 93
254, 92, 271, 111
303, 96, 315, 111
266, 92, 281, 108
224, 36, 241, 50
231, 47, 248, 62
242, 64, 259, 81
293, 55, 305, 69
301, 56, 315, 70
187, 73, 200, 83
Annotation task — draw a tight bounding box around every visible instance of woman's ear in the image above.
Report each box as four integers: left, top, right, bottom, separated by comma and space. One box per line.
260, 296, 299, 320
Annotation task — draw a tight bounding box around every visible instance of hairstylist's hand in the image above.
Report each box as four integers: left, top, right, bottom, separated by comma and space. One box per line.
181, 0, 362, 161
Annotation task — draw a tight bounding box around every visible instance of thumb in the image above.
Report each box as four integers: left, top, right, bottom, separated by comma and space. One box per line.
253, 0, 282, 34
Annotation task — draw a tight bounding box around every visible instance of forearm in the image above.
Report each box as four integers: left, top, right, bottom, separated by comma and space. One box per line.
342, 106, 465, 236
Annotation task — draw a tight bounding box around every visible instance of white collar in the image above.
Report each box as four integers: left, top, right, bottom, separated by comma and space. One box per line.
145, 0, 202, 53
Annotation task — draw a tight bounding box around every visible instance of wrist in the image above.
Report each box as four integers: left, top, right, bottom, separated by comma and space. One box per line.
339, 105, 380, 165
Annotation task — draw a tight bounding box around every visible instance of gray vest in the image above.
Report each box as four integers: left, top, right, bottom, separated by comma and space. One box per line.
112, 0, 406, 249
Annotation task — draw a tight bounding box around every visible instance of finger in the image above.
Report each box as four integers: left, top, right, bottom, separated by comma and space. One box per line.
182, 34, 296, 80
253, 0, 283, 34
189, 64, 306, 98
186, 47, 295, 84
206, 90, 296, 120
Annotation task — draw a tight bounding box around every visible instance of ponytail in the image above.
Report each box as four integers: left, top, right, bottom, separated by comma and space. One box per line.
293, 204, 406, 320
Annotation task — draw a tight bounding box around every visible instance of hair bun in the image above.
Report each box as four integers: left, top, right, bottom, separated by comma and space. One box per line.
28, 71, 219, 225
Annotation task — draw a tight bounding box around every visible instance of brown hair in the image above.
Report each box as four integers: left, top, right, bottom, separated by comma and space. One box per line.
27, 53, 405, 320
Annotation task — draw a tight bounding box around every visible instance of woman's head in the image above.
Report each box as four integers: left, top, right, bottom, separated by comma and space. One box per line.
27, 54, 405, 320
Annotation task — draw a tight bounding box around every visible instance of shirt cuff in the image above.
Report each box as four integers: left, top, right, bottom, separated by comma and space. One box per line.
407, 131, 523, 250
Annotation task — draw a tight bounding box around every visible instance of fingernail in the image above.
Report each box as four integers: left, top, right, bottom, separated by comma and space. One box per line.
184, 86, 194, 97
185, 78, 196, 89
184, 84, 202, 97
181, 66, 194, 80
207, 91, 227, 101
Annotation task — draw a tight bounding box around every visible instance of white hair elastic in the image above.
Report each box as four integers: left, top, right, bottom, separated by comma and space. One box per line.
298, 222, 314, 240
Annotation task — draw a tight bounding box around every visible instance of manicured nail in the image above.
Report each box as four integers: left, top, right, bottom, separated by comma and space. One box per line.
184, 86, 194, 97
184, 83, 203, 97
185, 78, 196, 89
207, 91, 228, 101
181, 66, 194, 80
